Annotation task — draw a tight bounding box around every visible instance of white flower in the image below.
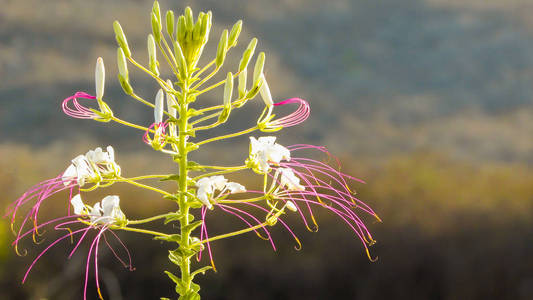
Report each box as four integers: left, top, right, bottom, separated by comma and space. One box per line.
70, 194, 125, 225
62, 146, 120, 187
196, 175, 246, 209
248, 136, 291, 173
279, 168, 305, 191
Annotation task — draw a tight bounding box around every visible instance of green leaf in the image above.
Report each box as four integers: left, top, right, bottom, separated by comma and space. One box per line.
191, 266, 213, 279
155, 233, 182, 242
161, 174, 180, 182
187, 161, 205, 171
186, 142, 199, 152
164, 270, 180, 284
190, 283, 201, 293
168, 250, 183, 265
182, 220, 203, 234
164, 213, 182, 224
163, 194, 180, 201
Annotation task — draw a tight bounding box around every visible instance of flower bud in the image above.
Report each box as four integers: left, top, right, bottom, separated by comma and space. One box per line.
151, 12, 162, 42
152, 1, 161, 24
224, 72, 233, 107
173, 41, 187, 79
113, 21, 131, 57
192, 12, 204, 42
166, 10, 175, 37
95, 57, 105, 100
166, 80, 177, 118
228, 20, 242, 47
177, 15, 186, 43
118, 74, 133, 95
184, 7, 194, 31
200, 11, 212, 44
148, 34, 159, 75
238, 38, 257, 72
117, 48, 128, 79
216, 29, 228, 68
259, 74, 273, 107
238, 67, 247, 98
154, 89, 164, 123
286, 201, 297, 212
253, 52, 265, 86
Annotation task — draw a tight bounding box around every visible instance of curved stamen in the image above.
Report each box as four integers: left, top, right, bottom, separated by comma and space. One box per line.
268, 98, 310, 128
62, 92, 99, 119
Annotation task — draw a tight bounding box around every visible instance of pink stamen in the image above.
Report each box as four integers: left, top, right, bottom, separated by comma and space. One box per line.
143, 121, 168, 145
270, 98, 310, 128
62, 92, 99, 119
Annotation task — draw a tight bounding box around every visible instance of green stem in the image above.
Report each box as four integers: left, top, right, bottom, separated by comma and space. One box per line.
127, 212, 176, 225
196, 125, 259, 146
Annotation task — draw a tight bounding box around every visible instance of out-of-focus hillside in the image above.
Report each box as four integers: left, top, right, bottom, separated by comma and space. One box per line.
1, 0, 533, 162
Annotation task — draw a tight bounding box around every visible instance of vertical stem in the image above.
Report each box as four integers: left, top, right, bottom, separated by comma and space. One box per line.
178, 76, 192, 296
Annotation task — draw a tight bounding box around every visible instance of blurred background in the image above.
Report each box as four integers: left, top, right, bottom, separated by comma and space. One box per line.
1, 0, 533, 299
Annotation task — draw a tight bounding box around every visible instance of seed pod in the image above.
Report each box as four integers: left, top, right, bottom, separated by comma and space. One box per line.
117, 48, 128, 80
224, 72, 233, 107
95, 57, 105, 100
216, 29, 228, 68
166, 10, 175, 38
253, 52, 265, 86
238, 38, 257, 72
228, 20, 242, 48
113, 21, 131, 57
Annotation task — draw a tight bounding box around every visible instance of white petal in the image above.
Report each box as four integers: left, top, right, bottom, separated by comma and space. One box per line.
101, 195, 120, 217
70, 194, 85, 215
211, 175, 228, 191
226, 182, 246, 193
106, 146, 115, 162
62, 164, 77, 186
280, 168, 305, 191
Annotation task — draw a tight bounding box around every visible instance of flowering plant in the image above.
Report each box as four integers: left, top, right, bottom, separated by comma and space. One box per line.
7, 2, 380, 299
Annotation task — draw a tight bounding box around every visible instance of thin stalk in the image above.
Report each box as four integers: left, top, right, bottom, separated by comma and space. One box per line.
196, 125, 259, 146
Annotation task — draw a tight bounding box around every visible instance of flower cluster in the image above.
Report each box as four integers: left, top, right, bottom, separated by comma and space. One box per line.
7, 2, 379, 299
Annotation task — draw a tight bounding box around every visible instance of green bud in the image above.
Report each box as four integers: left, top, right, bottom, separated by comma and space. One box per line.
151, 12, 162, 42
192, 12, 203, 42
228, 20, 242, 47
253, 52, 265, 86
201, 11, 212, 43
218, 106, 231, 123
113, 21, 131, 57
148, 34, 159, 76
238, 67, 247, 98
173, 41, 187, 78
184, 7, 194, 31
224, 72, 233, 107
118, 74, 133, 95
117, 48, 128, 79
238, 38, 257, 71
216, 29, 228, 68
245, 83, 260, 100
166, 10, 175, 38
177, 15, 186, 43
152, 1, 161, 24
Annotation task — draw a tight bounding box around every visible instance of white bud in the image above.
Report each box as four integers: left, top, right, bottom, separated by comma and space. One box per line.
259, 74, 273, 107
95, 57, 105, 100
286, 201, 297, 212
148, 34, 157, 62
117, 48, 128, 79
154, 89, 164, 123
166, 80, 177, 118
